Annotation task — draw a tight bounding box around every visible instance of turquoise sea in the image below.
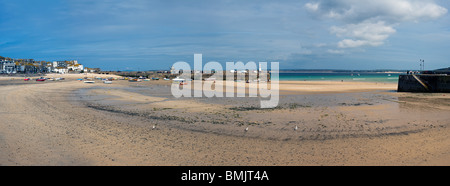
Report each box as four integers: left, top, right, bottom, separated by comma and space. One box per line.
279, 72, 403, 83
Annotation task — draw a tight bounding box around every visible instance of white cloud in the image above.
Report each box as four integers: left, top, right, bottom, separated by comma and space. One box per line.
307, 0, 447, 23
331, 21, 396, 48
337, 39, 369, 48
305, 0, 447, 49
305, 2, 319, 12
327, 49, 345, 54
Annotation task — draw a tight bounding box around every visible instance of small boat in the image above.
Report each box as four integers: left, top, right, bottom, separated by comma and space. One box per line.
179, 82, 188, 85
36, 78, 46, 82
151, 77, 160, 80
77, 78, 83, 81
84, 81, 95, 83
103, 80, 113, 84
129, 79, 138, 82
163, 78, 170, 81
24, 78, 31, 81
172, 77, 185, 82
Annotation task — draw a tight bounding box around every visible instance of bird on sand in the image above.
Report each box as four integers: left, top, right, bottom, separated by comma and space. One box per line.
244, 127, 249, 132
294, 125, 298, 131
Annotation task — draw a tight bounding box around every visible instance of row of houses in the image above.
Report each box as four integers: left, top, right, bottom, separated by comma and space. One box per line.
0, 56, 98, 74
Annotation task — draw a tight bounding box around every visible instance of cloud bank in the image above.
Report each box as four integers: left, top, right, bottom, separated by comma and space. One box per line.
305, 0, 447, 49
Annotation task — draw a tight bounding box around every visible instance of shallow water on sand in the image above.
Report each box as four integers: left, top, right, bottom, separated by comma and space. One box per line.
71, 83, 449, 142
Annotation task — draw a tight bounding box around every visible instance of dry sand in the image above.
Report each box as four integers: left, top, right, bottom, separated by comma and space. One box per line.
0, 76, 449, 165
279, 81, 397, 94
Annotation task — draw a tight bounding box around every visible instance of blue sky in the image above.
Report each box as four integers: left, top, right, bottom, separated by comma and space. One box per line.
1, 0, 449, 70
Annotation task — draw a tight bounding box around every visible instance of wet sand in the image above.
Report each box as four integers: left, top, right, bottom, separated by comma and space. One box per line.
0, 75, 449, 165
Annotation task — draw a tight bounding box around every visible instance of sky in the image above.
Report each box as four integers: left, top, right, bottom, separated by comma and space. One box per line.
1, 0, 449, 71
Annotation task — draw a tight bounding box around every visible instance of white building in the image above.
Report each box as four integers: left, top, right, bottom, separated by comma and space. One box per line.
0, 61, 18, 74
170, 66, 179, 74
54, 67, 68, 74
68, 64, 84, 72
52, 60, 82, 73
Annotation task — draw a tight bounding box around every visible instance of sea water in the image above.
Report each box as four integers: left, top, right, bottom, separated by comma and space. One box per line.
279, 72, 402, 83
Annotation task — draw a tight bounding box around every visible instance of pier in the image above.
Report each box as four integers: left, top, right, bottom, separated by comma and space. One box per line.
398, 69, 450, 93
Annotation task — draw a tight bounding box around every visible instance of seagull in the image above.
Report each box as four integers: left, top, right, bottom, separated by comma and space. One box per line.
152, 124, 156, 130
294, 125, 298, 131
244, 127, 249, 132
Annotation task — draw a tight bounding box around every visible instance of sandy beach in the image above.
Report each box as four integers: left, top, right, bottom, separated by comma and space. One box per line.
0, 73, 449, 165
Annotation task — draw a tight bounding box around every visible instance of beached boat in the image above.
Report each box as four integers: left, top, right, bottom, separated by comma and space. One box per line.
151, 77, 160, 80
172, 77, 185, 82
84, 81, 95, 83
24, 78, 31, 81
36, 78, 46, 82
103, 80, 113, 84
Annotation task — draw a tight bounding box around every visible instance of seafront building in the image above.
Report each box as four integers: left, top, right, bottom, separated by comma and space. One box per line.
52, 60, 84, 74
0, 56, 93, 74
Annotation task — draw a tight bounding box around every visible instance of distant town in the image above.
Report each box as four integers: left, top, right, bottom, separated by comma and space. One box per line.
0, 56, 100, 75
